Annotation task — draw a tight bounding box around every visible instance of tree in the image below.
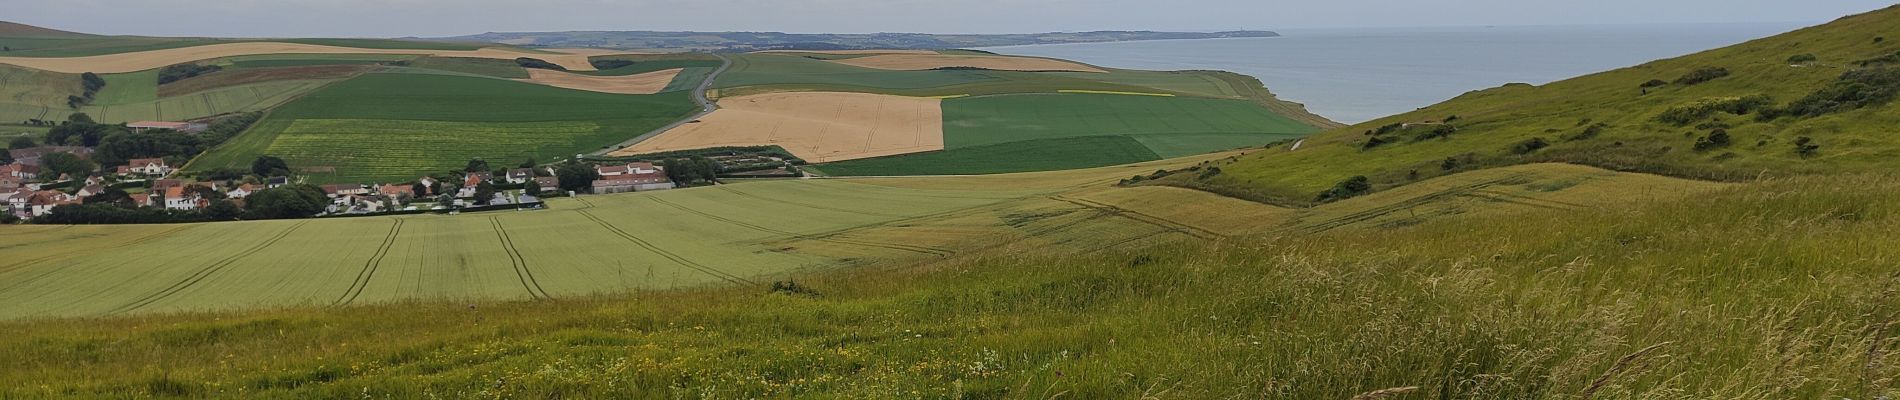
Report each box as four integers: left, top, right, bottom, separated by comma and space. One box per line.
473, 181, 496, 205
464, 158, 490, 173
523, 179, 542, 197
0, 149, 11, 165
518, 158, 537, 169
7, 136, 32, 150
96, 130, 201, 166
203, 200, 242, 220
554, 161, 599, 193
82, 187, 133, 207
243, 184, 328, 219
45, 120, 117, 147
40, 152, 95, 186
67, 112, 94, 124
251, 155, 290, 177
411, 182, 429, 197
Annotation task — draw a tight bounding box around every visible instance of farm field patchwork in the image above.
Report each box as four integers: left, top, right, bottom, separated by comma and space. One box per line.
829, 54, 1107, 73
713, 53, 1003, 91
814, 93, 1319, 175
79, 80, 330, 123
520, 68, 681, 95
0, 64, 79, 122
187, 72, 697, 182
615, 91, 944, 162
0, 42, 614, 74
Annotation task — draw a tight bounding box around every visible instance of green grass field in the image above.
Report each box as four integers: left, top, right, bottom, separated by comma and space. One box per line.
407, 57, 529, 79
0, 64, 79, 123
815, 93, 1317, 175
187, 72, 699, 183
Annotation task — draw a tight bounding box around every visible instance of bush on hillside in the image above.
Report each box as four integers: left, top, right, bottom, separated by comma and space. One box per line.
1693, 129, 1732, 151
1673, 67, 1731, 85
1795, 136, 1821, 157
1856, 51, 1900, 67
1510, 137, 1550, 154
1787, 54, 1818, 64
1655, 95, 1775, 125
1783, 68, 1900, 117
1315, 176, 1372, 203
515, 57, 567, 71
157, 63, 222, 85
590, 59, 637, 70
1639, 79, 1669, 88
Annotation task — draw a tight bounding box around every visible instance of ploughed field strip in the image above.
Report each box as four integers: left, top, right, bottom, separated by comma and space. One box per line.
615, 91, 946, 162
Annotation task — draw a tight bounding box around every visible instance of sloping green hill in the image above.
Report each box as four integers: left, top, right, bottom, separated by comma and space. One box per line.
1154, 5, 1900, 204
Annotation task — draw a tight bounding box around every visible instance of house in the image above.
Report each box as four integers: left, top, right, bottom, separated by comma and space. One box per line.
377, 183, 416, 200
505, 168, 535, 184
321, 184, 368, 197
6, 147, 91, 167
266, 176, 289, 188
127, 121, 208, 133
0, 163, 39, 179
75, 184, 107, 198
162, 187, 199, 211
0, 189, 26, 213
596, 162, 660, 177
129, 193, 152, 208
226, 183, 256, 199
532, 176, 559, 191
125, 158, 173, 176
417, 176, 437, 191
151, 179, 182, 191
463, 172, 492, 187
590, 170, 674, 194
26, 190, 79, 216
0, 176, 19, 190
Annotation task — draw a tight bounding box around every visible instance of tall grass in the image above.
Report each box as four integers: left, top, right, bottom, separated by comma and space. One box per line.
1, 174, 1896, 398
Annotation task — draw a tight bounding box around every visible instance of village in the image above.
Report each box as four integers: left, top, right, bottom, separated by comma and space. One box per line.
2, 121, 687, 222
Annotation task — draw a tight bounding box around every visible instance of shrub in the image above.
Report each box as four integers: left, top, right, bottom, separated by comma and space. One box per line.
1795, 136, 1820, 157
1315, 176, 1372, 203
1856, 51, 1900, 67
1693, 129, 1732, 151
1361, 135, 1395, 150
1510, 137, 1550, 154
1786, 54, 1818, 64
157, 63, 222, 84
1440, 157, 1459, 171
1673, 67, 1730, 85
1783, 68, 1900, 117
590, 59, 637, 70
1568, 123, 1608, 141
514, 57, 567, 71
1639, 79, 1668, 88
1655, 95, 1775, 125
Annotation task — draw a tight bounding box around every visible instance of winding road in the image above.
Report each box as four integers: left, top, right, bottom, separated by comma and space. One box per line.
589, 53, 733, 157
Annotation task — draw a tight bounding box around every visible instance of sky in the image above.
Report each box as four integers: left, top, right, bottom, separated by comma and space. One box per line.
6, 0, 1895, 38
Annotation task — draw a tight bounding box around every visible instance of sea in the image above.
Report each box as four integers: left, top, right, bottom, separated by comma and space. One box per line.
981, 23, 1812, 124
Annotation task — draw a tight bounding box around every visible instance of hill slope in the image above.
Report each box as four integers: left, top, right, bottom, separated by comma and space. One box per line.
0, 21, 94, 38
1150, 5, 1900, 204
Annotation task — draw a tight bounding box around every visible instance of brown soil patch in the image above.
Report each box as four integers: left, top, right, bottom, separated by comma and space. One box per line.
613, 92, 944, 163
0, 42, 612, 74
518, 68, 681, 95
157, 65, 368, 97
829, 54, 1106, 73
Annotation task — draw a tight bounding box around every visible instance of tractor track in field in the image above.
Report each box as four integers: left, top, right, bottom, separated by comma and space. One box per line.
333, 218, 404, 306
1048, 195, 1225, 240
713, 185, 908, 218
575, 208, 755, 286
647, 196, 952, 258
490, 217, 550, 300
107, 221, 308, 316
1283, 175, 1526, 235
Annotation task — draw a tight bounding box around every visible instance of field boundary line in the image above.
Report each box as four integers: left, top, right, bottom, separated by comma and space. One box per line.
333, 218, 404, 306
648, 196, 952, 257
575, 208, 755, 286
106, 221, 309, 315
490, 217, 550, 299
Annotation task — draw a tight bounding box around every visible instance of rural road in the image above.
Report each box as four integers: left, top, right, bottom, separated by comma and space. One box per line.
589, 53, 732, 157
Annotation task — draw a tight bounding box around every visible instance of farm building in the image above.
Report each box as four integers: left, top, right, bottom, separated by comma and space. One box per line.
591, 171, 674, 194
377, 183, 417, 200
0, 163, 38, 179
127, 121, 208, 133
532, 176, 559, 190
123, 158, 173, 176
597, 162, 660, 177
506, 168, 535, 184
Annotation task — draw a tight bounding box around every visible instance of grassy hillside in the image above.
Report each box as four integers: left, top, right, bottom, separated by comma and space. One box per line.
1155, 5, 1900, 204
0, 168, 1890, 398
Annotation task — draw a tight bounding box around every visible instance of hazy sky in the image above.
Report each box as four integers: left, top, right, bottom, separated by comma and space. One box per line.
7, 0, 1894, 38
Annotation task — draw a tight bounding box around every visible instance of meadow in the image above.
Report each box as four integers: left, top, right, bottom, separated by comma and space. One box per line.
813, 93, 1317, 175
186, 73, 698, 183
2, 163, 1883, 398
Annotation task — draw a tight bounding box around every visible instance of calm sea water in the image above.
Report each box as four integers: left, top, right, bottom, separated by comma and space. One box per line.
983, 23, 1809, 123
